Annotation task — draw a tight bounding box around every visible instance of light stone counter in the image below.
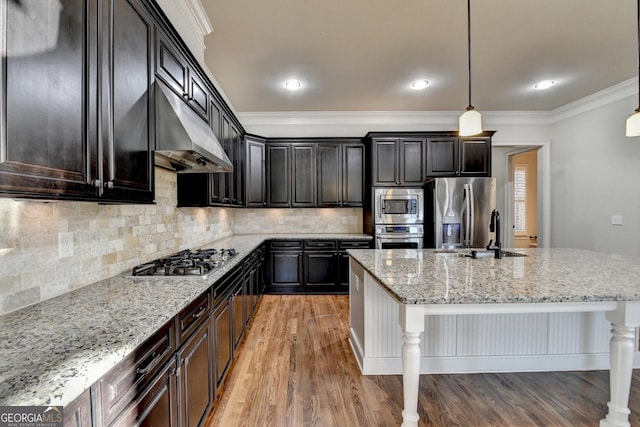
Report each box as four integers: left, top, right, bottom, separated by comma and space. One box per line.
346, 248, 640, 304
346, 247, 640, 427
0, 233, 370, 407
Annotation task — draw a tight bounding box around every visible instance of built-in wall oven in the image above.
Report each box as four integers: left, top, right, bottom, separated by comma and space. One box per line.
374, 188, 424, 249
375, 224, 424, 249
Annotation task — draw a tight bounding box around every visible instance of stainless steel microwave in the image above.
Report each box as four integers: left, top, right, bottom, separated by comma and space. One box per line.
374, 188, 424, 225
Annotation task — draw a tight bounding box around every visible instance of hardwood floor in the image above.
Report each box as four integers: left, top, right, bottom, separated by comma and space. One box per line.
206, 295, 640, 426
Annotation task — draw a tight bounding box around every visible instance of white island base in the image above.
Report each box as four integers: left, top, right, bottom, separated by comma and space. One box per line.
348, 257, 640, 427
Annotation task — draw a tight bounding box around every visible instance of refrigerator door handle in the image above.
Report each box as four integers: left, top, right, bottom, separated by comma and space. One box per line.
468, 183, 475, 247
463, 184, 470, 246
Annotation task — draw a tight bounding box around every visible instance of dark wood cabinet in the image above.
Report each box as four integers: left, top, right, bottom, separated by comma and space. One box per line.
95, 320, 176, 426
245, 135, 266, 207
303, 240, 338, 288
109, 359, 178, 427
426, 134, 492, 177
188, 71, 209, 123
266, 144, 290, 207
63, 389, 92, 427
177, 317, 213, 427
266, 141, 317, 207
268, 239, 371, 293
155, 35, 188, 98
0, 0, 96, 199
317, 141, 364, 207
212, 292, 233, 391
0, 0, 155, 202
371, 137, 425, 186
101, 0, 155, 203
232, 279, 245, 349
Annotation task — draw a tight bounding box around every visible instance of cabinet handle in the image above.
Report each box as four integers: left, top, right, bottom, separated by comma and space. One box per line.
192, 305, 207, 318
105, 181, 114, 189
92, 179, 102, 188
136, 345, 170, 376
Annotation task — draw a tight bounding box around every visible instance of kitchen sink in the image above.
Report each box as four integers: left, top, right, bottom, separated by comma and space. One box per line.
434, 249, 527, 258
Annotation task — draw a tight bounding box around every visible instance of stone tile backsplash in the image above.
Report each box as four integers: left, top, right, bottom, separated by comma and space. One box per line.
0, 167, 363, 315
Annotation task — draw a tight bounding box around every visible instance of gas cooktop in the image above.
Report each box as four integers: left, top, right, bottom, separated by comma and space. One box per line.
131, 248, 237, 278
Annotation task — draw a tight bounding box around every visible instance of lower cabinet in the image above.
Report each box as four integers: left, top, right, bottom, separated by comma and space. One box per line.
268, 239, 371, 293
63, 389, 92, 427
81, 246, 267, 427
109, 359, 179, 427
177, 318, 214, 427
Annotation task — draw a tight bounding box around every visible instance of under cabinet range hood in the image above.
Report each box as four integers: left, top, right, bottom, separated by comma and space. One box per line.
154, 81, 233, 173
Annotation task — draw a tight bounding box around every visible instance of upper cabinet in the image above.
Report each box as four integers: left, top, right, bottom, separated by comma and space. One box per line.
155, 33, 210, 124
0, 0, 154, 203
245, 135, 266, 207
426, 133, 493, 177
317, 140, 364, 207
370, 137, 426, 186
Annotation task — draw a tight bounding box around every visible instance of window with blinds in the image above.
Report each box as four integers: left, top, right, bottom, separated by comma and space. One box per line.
514, 165, 527, 233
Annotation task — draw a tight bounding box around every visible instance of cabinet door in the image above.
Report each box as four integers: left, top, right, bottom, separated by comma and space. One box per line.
213, 298, 233, 390
342, 143, 364, 206
291, 144, 316, 207
232, 124, 244, 206
221, 116, 233, 204
232, 283, 245, 349
101, 0, 154, 202
155, 35, 188, 97
399, 138, 425, 185
266, 144, 290, 206
317, 144, 341, 207
0, 0, 97, 199
63, 388, 92, 427
372, 139, 399, 185
245, 137, 266, 207
426, 137, 458, 177
111, 359, 178, 427
269, 252, 302, 288
178, 319, 213, 427
304, 252, 338, 288
459, 137, 491, 176
188, 71, 209, 123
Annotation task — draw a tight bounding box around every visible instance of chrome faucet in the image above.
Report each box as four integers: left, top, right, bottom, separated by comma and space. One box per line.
486, 209, 502, 259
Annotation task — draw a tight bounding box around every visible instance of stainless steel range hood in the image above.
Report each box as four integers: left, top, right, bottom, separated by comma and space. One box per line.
154, 81, 233, 173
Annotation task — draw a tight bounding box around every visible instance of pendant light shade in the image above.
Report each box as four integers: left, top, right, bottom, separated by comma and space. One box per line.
459, 106, 482, 136
626, 109, 640, 137
459, 0, 483, 136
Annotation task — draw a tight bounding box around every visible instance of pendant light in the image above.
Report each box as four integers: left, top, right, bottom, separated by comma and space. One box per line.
626, 0, 640, 137
459, 0, 483, 136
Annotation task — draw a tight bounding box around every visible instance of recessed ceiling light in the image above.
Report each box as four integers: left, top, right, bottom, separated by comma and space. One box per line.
534, 80, 556, 90
284, 79, 302, 90
410, 79, 430, 90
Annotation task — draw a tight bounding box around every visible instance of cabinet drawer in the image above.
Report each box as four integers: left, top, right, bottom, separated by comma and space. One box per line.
304, 240, 337, 250
339, 240, 371, 249
270, 240, 303, 250
176, 291, 211, 345
212, 264, 243, 307
96, 320, 175, 427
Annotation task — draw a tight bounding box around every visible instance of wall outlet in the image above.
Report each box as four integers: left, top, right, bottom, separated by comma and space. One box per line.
611, 215, 623, 226
58, 232, 74, 258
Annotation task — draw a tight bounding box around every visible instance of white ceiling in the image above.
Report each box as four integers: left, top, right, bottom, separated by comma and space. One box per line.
201, 0, 637, 113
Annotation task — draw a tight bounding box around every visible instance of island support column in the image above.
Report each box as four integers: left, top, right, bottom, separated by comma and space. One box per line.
600, 301, 640, 427
399, 303, 426, 427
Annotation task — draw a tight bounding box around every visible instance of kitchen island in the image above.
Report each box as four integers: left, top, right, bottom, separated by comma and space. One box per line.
347, 248, 640, 427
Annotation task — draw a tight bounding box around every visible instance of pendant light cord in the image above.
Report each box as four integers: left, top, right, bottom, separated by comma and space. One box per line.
637, 0, 640, 110
467, 0, 472, 109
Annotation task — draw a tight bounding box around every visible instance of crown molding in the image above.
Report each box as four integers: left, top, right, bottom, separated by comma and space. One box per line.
551, 78, 636, 123
237, 110, 552, 137
156, 0, 212, 52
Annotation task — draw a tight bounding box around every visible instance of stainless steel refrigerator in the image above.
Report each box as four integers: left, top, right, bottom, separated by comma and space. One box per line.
424, 177, 496, 249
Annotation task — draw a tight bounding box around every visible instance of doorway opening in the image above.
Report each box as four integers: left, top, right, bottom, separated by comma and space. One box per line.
510, 149, 538, 248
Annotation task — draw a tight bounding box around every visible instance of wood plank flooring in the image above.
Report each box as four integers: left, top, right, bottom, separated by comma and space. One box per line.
205, 295, 640, 426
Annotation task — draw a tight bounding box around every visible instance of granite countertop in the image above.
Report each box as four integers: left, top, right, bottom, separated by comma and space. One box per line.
0, 233, 371, 407
347, 248, 640, 305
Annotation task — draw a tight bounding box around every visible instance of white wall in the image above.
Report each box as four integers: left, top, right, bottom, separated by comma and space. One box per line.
550, 95, 640, 256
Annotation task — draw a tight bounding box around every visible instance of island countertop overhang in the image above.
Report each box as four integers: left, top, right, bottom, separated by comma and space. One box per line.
346, 248, 640, 306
